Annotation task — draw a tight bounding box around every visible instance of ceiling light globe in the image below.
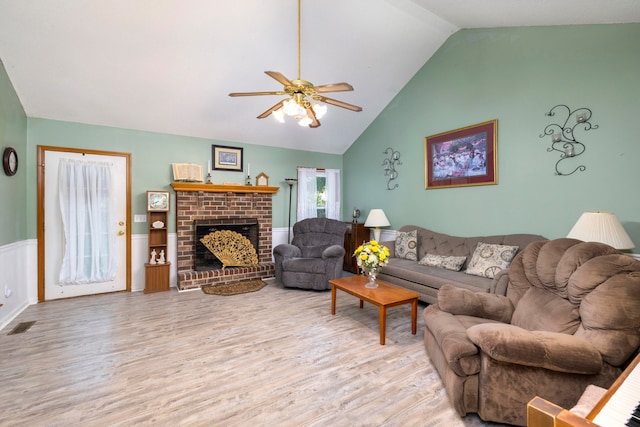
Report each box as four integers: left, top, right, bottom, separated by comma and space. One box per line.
298, 116, 312, 127
283, 99, 300, 116
273, 108, 285, 123
313, 103, 327, 119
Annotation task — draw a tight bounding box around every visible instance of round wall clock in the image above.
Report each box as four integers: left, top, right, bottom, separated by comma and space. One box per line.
147, 191, 170, 212
3, 147, 18, 176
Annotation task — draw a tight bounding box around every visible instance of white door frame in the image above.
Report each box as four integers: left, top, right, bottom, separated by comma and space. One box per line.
37, 145, 132, 302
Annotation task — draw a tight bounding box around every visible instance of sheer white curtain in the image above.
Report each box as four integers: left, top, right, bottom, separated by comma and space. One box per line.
296, 167, 341, 221
58, 158, 117, 285
296, 167, 318, 221
325, 168, 341, 220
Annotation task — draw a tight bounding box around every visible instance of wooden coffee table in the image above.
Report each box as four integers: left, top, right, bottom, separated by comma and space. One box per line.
330, 275, 420, 345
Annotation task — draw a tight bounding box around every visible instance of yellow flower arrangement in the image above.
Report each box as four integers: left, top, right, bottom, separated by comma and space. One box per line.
353, 240, 390, 272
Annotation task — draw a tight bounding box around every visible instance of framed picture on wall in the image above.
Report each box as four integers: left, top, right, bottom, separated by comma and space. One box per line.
212, 145, 243, 172
424, 119, 498, 189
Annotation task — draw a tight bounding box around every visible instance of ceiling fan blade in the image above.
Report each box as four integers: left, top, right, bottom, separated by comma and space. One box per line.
265, 71, 293, 87
318, 96, 363, 112
257, 100, 285, 119
306, 107, 321, 128
229, 91, 286, 97
313, 83, 354, 93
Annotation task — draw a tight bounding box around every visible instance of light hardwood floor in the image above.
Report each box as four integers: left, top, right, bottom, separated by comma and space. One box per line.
0, 279, 505, 427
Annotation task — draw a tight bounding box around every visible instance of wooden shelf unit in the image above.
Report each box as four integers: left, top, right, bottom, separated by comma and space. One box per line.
145, 210, 170, 293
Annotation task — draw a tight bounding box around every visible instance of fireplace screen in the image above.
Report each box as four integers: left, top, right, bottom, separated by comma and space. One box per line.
194, 219, 259, 271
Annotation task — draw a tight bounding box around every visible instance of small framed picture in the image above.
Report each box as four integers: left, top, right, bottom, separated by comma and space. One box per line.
147, 191, 170, 212
212, 145, 243, 172
255, 172, 269, 186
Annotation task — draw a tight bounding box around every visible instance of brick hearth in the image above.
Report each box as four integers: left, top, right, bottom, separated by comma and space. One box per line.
171, 182, 280, 291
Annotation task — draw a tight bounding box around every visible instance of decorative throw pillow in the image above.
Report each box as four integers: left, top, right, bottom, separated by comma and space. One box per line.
395, 230, 418, 260
419, 253, 466, 271
465, 242, 519, 279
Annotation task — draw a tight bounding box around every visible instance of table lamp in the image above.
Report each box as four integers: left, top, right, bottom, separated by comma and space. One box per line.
364, 209, 391, 242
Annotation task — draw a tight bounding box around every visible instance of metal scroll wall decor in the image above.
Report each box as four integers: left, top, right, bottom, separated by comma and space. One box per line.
539, 104, 598, 176
382, 147, 402, 190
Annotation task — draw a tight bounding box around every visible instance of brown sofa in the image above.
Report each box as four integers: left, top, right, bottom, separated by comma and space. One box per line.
377, 225, 546, 304
424, 238, 640, 426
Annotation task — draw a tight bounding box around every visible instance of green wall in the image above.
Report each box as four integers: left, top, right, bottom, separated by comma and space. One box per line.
26, 119, 342, 236
0, 58, 27, 246
344, 24, 640, 246
4, 23, 640, 247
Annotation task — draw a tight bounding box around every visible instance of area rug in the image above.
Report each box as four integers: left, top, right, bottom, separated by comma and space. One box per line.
201, 279, 267, 296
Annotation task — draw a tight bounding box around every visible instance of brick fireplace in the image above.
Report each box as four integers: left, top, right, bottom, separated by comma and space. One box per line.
171, 182, 279, 291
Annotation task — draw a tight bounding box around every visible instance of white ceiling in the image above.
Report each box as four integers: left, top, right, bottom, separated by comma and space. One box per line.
0, 1, 639, 154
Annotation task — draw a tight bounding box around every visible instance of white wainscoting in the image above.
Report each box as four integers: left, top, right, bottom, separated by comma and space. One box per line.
0, 228, 401, 330
0, 239, 36, 331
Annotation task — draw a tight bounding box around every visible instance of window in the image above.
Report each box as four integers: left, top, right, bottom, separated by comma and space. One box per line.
296, 167, 340, 221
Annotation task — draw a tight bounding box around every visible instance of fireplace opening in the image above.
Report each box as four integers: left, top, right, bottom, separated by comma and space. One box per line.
195, 218, 259, 271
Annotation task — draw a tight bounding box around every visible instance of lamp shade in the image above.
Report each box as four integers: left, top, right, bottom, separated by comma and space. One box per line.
567, 211, 635, 250
364, 209, 390, 242
364, 209, 390, 227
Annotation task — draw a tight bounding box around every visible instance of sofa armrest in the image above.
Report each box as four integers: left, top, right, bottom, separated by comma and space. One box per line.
322, 244, 346, 259
380, 239, 395, 257
437, 284, 514, 323
273, 243, 301, 258
490, 268, 510, 295
467, 323, 603, 374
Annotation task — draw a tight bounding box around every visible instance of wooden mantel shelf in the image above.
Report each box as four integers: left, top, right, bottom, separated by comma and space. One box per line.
171, 182, 279, 194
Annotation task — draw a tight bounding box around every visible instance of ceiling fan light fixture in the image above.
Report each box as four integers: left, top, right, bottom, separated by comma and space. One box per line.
229, 0, 361, 127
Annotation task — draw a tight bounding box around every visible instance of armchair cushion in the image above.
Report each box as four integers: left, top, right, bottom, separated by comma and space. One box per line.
437, 284, 514, 323
300, 245, 330, 258
511, 287, 580, 334
282, 258, 327, 274
467, 323, 602, 374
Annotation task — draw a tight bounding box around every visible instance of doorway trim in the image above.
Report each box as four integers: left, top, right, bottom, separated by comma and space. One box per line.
37, 145, 132, 302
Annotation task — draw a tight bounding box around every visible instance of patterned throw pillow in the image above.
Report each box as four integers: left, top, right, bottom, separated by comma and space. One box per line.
395, 230, 418, 260
465, 242, 519, 279
419, 253, 467, 271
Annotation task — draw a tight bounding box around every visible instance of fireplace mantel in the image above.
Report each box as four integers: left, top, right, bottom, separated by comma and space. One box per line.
171, 182, 279, 194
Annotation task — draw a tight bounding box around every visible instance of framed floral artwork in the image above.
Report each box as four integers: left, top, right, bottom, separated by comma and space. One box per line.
424, 119, 497, 189
212, 145, 243, 172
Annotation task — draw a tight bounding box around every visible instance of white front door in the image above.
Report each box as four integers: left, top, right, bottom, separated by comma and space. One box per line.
42, 149, 129, 300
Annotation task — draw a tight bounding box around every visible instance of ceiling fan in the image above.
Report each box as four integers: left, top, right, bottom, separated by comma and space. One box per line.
228, 0, 362, 128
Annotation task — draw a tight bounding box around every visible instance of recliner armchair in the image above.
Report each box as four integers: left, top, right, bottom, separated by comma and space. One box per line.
273, 218, 348, 290
423, 238, 640, 426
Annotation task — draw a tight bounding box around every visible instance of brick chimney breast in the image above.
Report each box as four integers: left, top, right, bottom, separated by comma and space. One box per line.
171, 183, 278, 290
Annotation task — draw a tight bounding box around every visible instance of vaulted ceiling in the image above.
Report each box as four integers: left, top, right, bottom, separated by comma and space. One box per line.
1, 1, 638, 154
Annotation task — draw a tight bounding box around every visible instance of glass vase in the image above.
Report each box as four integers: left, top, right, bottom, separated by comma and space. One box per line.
365, 268, 379, 288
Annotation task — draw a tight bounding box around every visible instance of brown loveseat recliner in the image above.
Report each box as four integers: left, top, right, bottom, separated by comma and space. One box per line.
424, 238, 640, 426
